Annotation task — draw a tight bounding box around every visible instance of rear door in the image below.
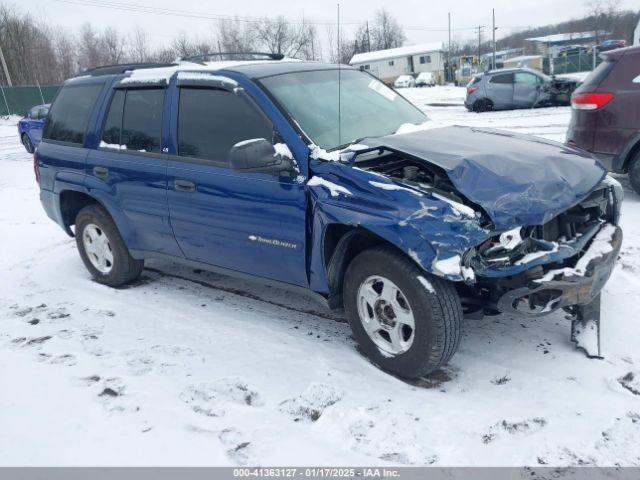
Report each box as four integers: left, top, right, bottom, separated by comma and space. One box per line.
486, 72, 514, 109
513, 72, 541, 107
166, 82, 308, 287
85, 86, 182, 257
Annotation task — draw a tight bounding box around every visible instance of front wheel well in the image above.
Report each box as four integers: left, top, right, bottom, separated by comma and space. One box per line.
59, 190, 100, 234
323, 225, 420, 308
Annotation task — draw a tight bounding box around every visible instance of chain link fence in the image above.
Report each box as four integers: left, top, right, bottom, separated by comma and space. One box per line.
0, 85, 60, 116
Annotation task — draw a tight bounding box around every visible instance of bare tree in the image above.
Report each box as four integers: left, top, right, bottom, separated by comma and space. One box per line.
102, 27, 126, 64
370, 8, 406, 50
216, 18, 257, 53
53, 28, 76, 80
255, 16, 317, 58
171, 31, 197, 59
77, 23, 104, 70
129, 26, 149, 63
586, 0, 621, 43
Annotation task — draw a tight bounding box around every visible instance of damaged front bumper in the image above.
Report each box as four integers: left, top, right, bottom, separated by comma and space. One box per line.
493, 224, 622, 358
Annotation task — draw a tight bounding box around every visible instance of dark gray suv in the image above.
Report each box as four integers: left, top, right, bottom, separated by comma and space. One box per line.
465, 68, 578, 112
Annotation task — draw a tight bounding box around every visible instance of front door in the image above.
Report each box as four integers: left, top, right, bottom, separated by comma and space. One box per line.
166, 85, 308, 287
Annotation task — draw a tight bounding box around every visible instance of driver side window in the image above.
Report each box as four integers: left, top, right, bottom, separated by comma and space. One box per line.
177, 88, 273, 165
515, 73, 539, 85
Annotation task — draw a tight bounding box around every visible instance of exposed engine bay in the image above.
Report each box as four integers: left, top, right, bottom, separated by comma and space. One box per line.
544, 77, 579, 106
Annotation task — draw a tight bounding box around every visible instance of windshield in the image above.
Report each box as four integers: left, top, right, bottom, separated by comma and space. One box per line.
260, 69, 427, 150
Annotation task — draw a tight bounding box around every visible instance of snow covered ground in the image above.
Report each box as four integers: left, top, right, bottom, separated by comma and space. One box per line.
1, 89, 640, 467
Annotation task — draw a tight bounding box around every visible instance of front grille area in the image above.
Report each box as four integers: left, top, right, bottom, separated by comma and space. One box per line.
476, 185, 612, 267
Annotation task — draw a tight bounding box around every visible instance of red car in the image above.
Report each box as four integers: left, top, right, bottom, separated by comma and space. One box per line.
567, 46, 640, 194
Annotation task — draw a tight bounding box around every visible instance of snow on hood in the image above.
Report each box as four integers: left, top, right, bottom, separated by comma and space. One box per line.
358, 126, 606, 229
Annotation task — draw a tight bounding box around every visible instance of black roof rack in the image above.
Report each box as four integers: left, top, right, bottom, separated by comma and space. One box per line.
78, 62, 176, 77
182, 52, 285, 64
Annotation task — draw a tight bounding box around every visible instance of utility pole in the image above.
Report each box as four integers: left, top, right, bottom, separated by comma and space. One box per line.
0, 43, 12, 87
492, 9, 497, 70
477, 25, 484, 70
448, 12, 451, 83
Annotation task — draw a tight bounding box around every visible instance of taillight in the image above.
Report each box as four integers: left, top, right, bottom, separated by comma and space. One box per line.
571, 92, 614, 111
33, 150, 40, 184
467, 86, 478, 95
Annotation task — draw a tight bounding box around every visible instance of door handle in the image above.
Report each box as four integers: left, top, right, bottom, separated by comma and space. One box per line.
93, 166, 109, 178
174, 179, 196, 192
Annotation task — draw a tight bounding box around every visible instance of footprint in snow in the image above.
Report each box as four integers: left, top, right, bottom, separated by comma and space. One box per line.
344, 406, 438, 465
279, 383, 342, 422
181, 378, 263, 418
482, 417, 547, 443
219, 428, 255, 466
618, 372, 640, 396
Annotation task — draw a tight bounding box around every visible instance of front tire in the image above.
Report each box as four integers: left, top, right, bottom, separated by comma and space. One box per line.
75, 204, 144, 287
343, 246, 463, 378
629, 153, 640, 196
22, 134, 34, 153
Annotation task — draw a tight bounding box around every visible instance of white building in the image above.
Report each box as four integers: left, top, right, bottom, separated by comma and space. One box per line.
349, 43, 445, 85
634, 16, 640, 46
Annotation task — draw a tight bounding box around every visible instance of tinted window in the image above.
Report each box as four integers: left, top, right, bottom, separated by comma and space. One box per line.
490, 73, 514, 84
43, 83, 102, 144
101, 90, 125, 146
581, 59, 615, 88
177, 88, 272, 163
122, 89, 164, 153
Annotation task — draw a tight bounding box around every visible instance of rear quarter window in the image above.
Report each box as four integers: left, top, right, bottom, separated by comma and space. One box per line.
580, 59, 615, 88
43, 83, 103, 145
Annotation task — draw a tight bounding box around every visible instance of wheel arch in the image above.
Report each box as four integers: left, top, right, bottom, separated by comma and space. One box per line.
620, 135, 640, 173
58, 190, 104, 236
322, 224, 429, 309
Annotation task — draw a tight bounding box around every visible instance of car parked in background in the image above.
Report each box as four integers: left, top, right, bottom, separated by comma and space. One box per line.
597, 40, 627, 52
393, 74, 415, 88
465, 68, 578, 112
567, 45, 640, 194
415, 72, 435, 87
18, 103, 49, 153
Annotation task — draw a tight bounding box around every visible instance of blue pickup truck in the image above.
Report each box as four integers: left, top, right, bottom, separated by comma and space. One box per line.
35, 56, 622, 378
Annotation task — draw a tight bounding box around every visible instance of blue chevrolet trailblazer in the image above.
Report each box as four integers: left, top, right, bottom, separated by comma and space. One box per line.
35, 54, 622, 378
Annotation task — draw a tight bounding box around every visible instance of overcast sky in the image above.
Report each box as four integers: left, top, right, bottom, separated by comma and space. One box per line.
21, 0, 638, 49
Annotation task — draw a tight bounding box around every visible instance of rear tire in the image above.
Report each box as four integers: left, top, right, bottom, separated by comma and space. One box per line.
343, 246, 463, 378
22, 134, 34, 153
472, 98, 493, 113
629, 153, 640, 196
75, 204, 144, 287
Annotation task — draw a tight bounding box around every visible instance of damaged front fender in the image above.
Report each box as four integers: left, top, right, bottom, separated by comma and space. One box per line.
306, 159, 489, 293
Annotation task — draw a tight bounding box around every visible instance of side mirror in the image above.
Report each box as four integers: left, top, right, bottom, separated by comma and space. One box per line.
229, 138, 294, 176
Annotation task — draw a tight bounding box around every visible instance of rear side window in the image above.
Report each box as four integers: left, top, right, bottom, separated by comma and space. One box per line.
177, 88, 272, 163
43, 83, 103, 145
581, 59, 615, 88
101, 90, 125, 146
490, 73, 514, 84
121, 89, 164, 153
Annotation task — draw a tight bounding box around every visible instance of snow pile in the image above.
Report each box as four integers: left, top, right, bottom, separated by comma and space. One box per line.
176, 72, 238, 87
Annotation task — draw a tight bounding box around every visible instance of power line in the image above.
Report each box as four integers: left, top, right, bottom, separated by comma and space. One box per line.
52, 0, 482, 32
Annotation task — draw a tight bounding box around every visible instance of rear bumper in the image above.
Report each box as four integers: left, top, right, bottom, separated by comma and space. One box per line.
495, 224, 622, 316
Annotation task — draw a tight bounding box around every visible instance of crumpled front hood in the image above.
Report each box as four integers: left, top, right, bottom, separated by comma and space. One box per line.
359, 126, 606, 228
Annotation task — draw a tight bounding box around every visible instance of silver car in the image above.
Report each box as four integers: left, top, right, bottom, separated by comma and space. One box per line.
464, 68, 578, 112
